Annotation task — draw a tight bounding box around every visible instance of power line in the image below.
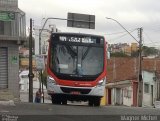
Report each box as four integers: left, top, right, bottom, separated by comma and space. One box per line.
107, 29, 137, 42
104, 29, 136, 35
143, 31, 160, 46
144, 41, 160, 45
144, 31, 155, 44
144, 24, 160, 32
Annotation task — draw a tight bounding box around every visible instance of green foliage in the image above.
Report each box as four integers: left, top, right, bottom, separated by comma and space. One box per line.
110, 46, 158, 57
110, 52, 129, 57
142, 46, 158, 56
42, 70, 47, 87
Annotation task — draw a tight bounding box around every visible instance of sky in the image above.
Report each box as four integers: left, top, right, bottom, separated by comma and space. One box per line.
18, 0, 160, 48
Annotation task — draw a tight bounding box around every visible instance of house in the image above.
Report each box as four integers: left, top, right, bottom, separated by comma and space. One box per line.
106, 79, 138, 106
142, 71, 156, 107
108, 43, 138, 56
106, 57, 138, 106
106, 57, 160, 107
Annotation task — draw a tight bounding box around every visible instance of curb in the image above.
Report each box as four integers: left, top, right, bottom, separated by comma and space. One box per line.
0, 100, 15, 106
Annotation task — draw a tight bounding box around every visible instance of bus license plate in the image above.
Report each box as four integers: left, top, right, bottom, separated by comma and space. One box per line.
70, 91, 80, 95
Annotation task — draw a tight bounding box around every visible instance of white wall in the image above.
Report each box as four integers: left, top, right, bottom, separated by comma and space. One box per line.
111, 88, 123, 105
142, 71, 156, 107
123, 86, 133, 106
111, 88, 116, 105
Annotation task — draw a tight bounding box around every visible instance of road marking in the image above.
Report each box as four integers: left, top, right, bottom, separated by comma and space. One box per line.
0, 110, 9, 113
48, 108, 53, 111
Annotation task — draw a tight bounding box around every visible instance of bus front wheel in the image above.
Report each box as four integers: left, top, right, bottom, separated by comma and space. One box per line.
61, 99, 67, 105
51, 96, 60, 104
94, 97, 101, 106
88, 97, 101, 107
88, 100, 94, 106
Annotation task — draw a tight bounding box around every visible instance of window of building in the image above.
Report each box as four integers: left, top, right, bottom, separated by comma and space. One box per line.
128, 90, 132, 98
0, 21, 11, 36
144, 83, 149, 93
124, 88, 132, 98
0, 0, 17, 7
4, 21, 11, 36
0, 21, 4, 35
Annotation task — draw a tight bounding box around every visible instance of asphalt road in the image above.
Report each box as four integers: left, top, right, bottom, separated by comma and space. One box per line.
0, 102, 160, 121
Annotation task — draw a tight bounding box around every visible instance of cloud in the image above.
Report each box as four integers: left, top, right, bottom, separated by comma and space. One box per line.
18, 0, 160, 46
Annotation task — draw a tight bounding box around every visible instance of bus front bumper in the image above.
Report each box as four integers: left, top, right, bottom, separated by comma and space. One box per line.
47, 83, 105, 97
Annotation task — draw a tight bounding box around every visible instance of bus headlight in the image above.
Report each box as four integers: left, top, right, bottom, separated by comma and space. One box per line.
47, 76, 56, 85
97, 78, 106, 86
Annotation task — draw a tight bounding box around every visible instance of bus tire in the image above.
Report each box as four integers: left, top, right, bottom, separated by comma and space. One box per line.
88, 100, 93, 106
62, 99, 67, 105
51, 96, 55, 104
51, 96, 61, 104
93, 97, 101, 107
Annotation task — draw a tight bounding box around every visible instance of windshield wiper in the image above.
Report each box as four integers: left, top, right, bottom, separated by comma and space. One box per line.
82, 45, 92, 60
66, 46, 77, 58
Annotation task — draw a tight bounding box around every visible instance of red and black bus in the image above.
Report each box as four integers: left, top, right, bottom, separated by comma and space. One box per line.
47, 32, 107, 106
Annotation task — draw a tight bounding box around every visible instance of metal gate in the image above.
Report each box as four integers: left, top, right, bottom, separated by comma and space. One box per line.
0, 47, 8, 89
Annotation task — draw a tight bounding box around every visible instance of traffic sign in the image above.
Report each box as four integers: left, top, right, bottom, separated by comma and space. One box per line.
0, 12, 15, 21
35, 55, 45, 70
67, 12, 95, 29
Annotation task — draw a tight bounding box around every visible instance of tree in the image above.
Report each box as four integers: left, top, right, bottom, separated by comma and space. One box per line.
42, 70, 47, 87
110, 52, 129, 57
142, 46, 158, 56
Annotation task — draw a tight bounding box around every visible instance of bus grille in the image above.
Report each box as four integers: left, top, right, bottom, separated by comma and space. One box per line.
60, 87, 91, 94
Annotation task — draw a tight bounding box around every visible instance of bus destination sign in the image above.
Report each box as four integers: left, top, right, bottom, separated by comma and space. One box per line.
53, 35, 104, 44
59, 36, 95, 43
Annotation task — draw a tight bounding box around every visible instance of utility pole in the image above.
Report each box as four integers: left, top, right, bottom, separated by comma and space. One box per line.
138, 27, 143, 107
28, 18, 34, 102
38, 28, 44, 103
38, 29, 42, 103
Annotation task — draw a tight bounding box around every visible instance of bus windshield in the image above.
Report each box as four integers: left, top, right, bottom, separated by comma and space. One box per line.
49, 34, 104, 81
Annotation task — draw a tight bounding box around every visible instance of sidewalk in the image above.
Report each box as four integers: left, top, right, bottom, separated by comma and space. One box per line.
0, 100, 15, 106
20, 90, 52, 103
0, 90, 16, 106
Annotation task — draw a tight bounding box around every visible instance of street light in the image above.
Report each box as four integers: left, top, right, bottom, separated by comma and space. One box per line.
106, 17, 138, 42
106, 17, 143, 107
49, 24, 57, 32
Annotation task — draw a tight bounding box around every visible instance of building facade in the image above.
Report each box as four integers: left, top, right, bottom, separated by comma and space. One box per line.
142, 71, 157, 107
108, 43, 138, 56
0, 0, 26, 100
106, 71, 157, 107
106, 58, 160, 107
